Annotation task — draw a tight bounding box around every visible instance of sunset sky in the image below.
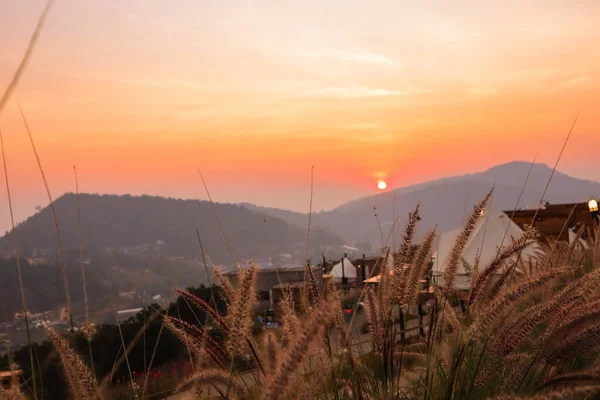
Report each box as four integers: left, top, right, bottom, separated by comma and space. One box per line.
0, 0, 599, 231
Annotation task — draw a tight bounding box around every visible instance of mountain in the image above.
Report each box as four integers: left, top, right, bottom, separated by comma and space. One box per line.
0, 194, 347, 324
238, 203, 309, 228
240, 161, 600, 250
0, 194, 345, 265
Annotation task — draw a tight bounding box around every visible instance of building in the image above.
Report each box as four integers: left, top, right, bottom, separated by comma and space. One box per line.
325, 252, 409, 285
358, 255, 387, 281
433, 207, 540, 291
329, 257, 358, 282
506, 201, 598, 243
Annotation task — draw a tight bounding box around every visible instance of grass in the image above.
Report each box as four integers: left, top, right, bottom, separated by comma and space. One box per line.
2, 114, 599, 399
2, 3, 600, 399
9, 193, 600, 400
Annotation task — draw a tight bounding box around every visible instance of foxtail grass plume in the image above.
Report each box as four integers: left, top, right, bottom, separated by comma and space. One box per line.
260, 300, 335, 400
443, 189, 493, 297
45, 327, 102, 400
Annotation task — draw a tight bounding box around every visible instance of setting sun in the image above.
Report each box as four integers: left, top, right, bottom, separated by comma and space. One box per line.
377, 180, 387, 190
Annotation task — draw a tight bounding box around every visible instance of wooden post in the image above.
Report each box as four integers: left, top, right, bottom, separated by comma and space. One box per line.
361, 253, 366, 282
427, 299, 437, 347
341, 253, 348, 285
417, 304, 425, 338
399, 308, 406, 345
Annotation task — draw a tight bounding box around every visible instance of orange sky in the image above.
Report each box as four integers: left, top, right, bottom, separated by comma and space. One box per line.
0, 0, 599, 230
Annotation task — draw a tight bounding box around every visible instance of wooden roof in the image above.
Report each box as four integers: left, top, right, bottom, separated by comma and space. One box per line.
505, 202, 597, 242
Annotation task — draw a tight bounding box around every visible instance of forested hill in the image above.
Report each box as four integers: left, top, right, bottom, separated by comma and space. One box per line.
0, 193, 344, 265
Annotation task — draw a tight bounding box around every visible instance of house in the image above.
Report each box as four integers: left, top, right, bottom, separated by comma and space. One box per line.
358, 255, 387, 281
324, 250, 409, 285
506, 201, 598, 243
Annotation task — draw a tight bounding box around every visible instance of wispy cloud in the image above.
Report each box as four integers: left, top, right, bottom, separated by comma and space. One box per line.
307, 86, 405, 98
299, 51, 399, 67
561, 75, 592, 89
333, 51, 399, 67
120, 78, 208, 90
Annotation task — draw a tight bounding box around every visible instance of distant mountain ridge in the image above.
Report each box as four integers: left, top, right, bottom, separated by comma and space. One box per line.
240, 161, 600, 249
336, 161, 599, 212
2, 162, 598, 262
0, 194, 345, 265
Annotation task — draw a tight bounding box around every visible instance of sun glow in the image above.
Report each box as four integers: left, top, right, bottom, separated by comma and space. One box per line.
377, 180, 387, 190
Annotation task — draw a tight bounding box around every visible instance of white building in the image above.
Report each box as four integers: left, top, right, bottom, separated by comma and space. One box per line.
433, 207, 540, 291
329, 257, 357, 281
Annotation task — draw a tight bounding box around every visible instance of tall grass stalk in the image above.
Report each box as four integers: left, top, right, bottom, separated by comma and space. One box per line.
503, 113, 579, 291
110, 292, 136, 397
305, 166, 314, 265
198, 169, 237, 265
0, 0, 55, 117
0, 129, 38, 400
74, 166, 96, 377
14, 166, 600, 400
19, 105, 74, 331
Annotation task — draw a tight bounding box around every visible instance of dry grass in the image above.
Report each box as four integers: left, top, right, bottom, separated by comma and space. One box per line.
5, 2, 598, 398
45, 327, 102, 400
23, 194, 600, 400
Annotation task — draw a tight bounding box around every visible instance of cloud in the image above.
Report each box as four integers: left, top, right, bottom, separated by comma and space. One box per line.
562, 75, 592, 89
333, 51, 399, 67
299, 51, 322, 57
299, 51, 399, 67
307, 86, 405, 98
120, 78, 208, 90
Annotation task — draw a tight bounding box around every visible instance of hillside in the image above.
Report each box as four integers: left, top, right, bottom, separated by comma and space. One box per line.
0, 194, 345, 265
240, 161, 600, 250
0, 253, 206, 324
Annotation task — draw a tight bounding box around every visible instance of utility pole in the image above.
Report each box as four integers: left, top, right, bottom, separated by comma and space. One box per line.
341, 253, 348, 285
361, 253, 366, 282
